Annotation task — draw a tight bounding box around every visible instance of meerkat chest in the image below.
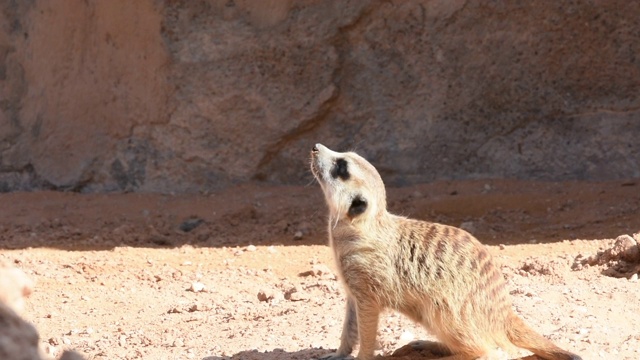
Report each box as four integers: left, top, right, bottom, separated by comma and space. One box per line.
329, 232, 397, 295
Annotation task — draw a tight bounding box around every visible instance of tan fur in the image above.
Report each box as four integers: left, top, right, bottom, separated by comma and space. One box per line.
310, 144, 581, 360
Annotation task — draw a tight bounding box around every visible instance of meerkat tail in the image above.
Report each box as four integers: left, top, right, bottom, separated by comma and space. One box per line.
505, 312, 582, 360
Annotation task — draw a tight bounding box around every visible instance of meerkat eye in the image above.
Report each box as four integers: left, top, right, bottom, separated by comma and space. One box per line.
331, 158, 350, 180
348, 196, 367, 217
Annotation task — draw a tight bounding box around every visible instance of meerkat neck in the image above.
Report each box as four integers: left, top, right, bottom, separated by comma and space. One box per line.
329, 209, 393, 231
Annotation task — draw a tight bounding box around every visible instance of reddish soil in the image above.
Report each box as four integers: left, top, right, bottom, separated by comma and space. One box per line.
1, 179, 639, 360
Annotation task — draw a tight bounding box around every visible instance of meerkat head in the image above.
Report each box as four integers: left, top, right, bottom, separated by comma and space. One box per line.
310, 144, 387, 224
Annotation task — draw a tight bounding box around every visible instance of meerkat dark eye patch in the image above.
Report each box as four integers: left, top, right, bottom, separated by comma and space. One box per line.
348, 196, 367, 217
331, 158, 350, 180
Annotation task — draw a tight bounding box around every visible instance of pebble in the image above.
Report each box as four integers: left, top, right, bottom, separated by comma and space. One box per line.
257, 289, 275, 302
173, 338, 185, 347
459, 221, 476, 234
299, 264, 334, 278
188, 303, 204, 312
293, 231, 304, 240
189, 282, 206, 292
399, 331, 414, 342
284, 286, 308, 301
629, 273, 638, 282
40, 343, 57, 358
246, 245, 257, 252
179, 218, 204, 232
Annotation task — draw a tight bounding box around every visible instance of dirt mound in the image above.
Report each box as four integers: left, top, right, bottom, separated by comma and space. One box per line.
572, 234, 640, 279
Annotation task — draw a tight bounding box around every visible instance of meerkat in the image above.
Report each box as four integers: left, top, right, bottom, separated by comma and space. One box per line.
309, 144, 581, 360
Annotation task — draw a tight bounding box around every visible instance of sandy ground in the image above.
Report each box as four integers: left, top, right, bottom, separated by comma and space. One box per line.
1, 179, 639, 360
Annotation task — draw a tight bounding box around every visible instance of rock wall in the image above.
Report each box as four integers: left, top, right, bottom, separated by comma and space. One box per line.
1, 0, 639, 192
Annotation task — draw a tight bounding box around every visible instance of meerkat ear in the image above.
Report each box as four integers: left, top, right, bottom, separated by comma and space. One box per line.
348, 196, 367, 218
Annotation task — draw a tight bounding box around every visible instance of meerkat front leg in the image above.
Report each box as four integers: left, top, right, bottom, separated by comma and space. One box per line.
321, 297, 358, 359
353, 300, 380, 360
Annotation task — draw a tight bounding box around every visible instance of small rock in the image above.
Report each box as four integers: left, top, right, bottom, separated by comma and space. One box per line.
459, 221, 476, 234
299, 264, 334, 278
499, 244, 506, 250
179, 218, 204, 232
615, 234, 639, 262
246, 245, 257, 252
189, 282, 206, 292
287, 290, 308, 301
629, 273, 638, 282
40, 342, 57, 358
284, 286, 308, 301
257, 289, 275, 302
293, 231, 304, 240
577, 328, 589, 335
119, 335, 127, 347
61, 337, 71, 345
168, 307, 182, 314
173, 338, 185, 347
399, 330, 414, 342
312, 264, 333, 277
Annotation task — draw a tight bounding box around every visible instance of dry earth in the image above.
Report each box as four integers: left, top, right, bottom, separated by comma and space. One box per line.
1, 179, 639, 360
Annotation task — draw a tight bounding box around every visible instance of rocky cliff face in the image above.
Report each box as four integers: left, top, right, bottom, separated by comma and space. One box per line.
1, 1, 639, 192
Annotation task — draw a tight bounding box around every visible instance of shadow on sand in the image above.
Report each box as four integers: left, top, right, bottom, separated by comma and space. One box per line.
201, 345, 543, 360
